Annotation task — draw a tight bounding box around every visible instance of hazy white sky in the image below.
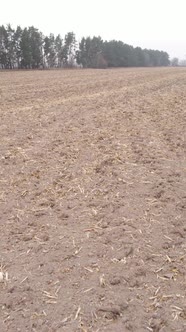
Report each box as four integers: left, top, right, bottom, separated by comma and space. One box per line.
1, 0, 186, 59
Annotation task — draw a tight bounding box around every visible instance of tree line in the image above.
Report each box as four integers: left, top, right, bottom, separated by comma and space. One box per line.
0, 24, 170, 69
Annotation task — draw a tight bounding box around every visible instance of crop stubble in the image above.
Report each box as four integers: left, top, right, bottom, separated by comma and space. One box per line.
0, 68, 186, 331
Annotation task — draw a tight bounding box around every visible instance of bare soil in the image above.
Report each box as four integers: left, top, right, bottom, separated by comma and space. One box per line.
0, 68, 186, 332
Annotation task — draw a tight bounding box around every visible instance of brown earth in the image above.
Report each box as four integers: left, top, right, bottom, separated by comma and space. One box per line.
0, 67, 186, 332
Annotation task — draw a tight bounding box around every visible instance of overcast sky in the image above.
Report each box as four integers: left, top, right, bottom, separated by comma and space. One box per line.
1, 0, 186, 59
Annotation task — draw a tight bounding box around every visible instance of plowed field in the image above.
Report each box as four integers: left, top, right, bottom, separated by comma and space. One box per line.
0, 68, 186, 331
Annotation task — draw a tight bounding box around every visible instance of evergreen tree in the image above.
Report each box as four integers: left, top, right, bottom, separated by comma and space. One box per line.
55, 34, 63, 67
28, 26, 43, 68
14, 26, 22, 68
44, 34, 56, 68
6, 24, 16, 69
63, 32, 76, 67
20, 28, 32, 68
0, 25, 8, 68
